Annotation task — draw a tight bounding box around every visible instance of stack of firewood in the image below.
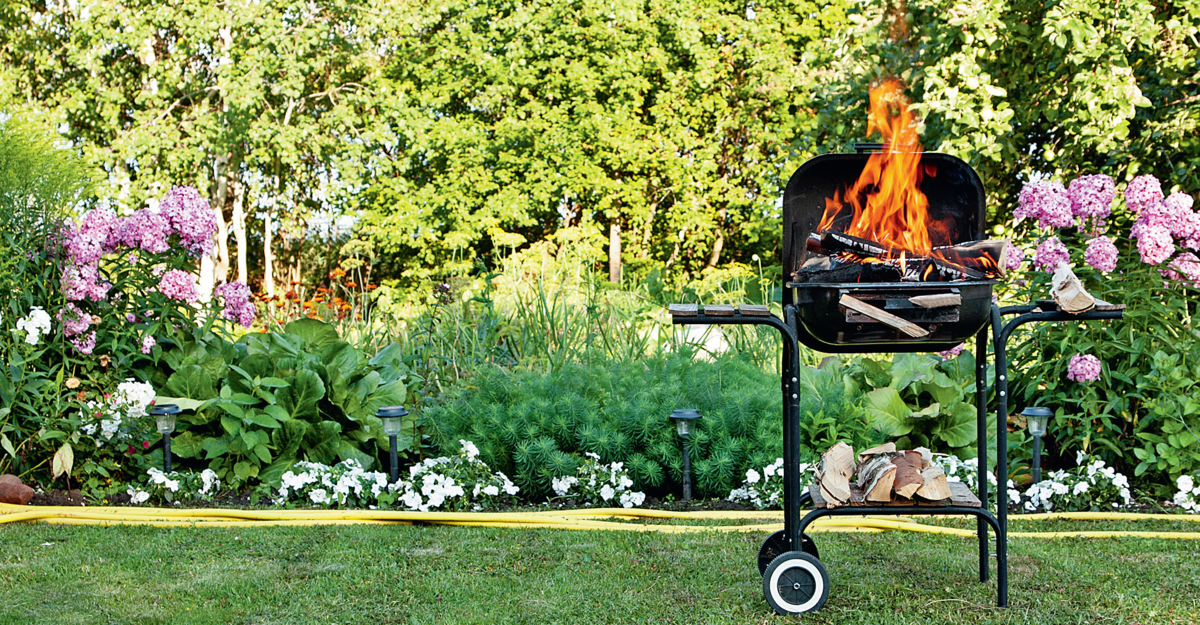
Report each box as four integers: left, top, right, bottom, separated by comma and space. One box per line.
815, 442, 951, 506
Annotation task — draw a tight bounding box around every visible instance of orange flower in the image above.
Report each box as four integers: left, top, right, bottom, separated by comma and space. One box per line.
346, 282, 358, 289
366, 284, 378, 291
329, 268, 346, 280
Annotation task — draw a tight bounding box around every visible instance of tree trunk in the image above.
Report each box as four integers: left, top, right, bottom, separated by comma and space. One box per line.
264, 210, 275, 297
608, 221, 622, 284
706, 206, 727, 268
231, 175, 248, 285
639, 199, 658, 259
211, 153, 231, 285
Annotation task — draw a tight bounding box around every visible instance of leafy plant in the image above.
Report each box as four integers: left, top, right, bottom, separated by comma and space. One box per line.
845, 351, 993, 459
151, 319, 413, 487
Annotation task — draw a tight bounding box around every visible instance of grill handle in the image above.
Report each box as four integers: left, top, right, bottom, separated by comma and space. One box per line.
853, 142, 885, 153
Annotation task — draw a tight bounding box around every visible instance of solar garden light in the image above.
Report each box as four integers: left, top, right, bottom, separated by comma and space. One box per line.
669, 409, 702, 501
150, 403, 182, 473
377, 406, 409, 483
1022, 406, 1052, 485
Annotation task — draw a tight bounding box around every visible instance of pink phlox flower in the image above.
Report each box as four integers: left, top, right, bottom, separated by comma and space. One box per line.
159, 186, 217, 256
1164, 193, 1197, 240
216, 281, 256, 328
1136, 225, 1175, 265
1125, 175, 1164, 214
61, 263, 111, 302
1033, 236, 1069, 272
117, 208, 170, 254
71, 331, 97, 355
1162, 252, 1200, 286
1067, 354, 1102, 383
1017, 181, 1073, 229
57, 302, 92, 337
937, 344, 964, 360
158, 269, 199, 303
1068, 175, 1115, 219
1083, 236, 1118, 273
78, 207, 121, 252
1004, 245, 1025, 272
141, 335, 157, 354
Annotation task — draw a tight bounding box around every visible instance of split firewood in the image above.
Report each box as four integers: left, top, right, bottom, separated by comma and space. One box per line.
916, 466, 951, 501
913, 447, 933, 470
857, 442, 896, 463
855, 453, 899, 503
930, 258, 987, 281
907, 293, 961, 309
932, 240, 1011, 278
839, 294, 930, 338
816, 442, 856, 504
892, 454, 924, 499
1051, 264, 1095, 313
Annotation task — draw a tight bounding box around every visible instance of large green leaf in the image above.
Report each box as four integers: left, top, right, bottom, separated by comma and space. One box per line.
322, 341, 363, 379
277, 369, 326, 420
284, 319, 340, 353
888, 353, 935, 391
154, 396, 208, 412
171, 431, 206, 458
864, 387, 914, 436
164, 365, 216, 400
272, 420, 309, 460
303, 420, 342, 465
924, 372, 963, 407
937, 402, 980, 448
337, 439, 374, 471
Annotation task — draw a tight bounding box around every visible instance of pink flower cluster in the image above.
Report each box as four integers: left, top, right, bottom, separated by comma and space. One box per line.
71, 331, 97, 356
158, 269, 199, 303
159, 186, 217, 257
1033, 236, 1069, 272
62, 264, 111, 302
1083, 236, 1118, 273
57, 302, 92, 337
1005, 245, 1025, 272
1016, 181, 1073, 229
937, 343, 964, 359
1126, 175, 1199, 268
1066, 354, 1101, 383
216, 281, 256, 328
1161, 252, 1200, 286
1068, 175, 1115, 222
141, 335, 157, 355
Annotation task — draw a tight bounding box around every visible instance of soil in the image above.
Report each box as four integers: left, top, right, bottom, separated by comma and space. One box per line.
29, 489, 88, 507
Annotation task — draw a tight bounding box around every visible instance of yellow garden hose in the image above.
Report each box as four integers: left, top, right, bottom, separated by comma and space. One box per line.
1, 503, 1198, 538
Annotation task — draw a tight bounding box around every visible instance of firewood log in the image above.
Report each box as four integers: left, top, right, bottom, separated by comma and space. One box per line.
916, 466, 951, 501
857, 442, 896, 463
855, 454, 899, 503
816, 442, 856, 504
932, 240, 1011, 278
1051, 264, 1095, 313
913, 447, 933, 470
892, 454, 924, 499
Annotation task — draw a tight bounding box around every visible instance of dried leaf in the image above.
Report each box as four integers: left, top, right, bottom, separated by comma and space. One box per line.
51, 442, 74, 479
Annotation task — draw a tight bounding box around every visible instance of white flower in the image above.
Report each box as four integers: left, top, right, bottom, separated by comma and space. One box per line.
1112, 474, 1128, 489
764, 464, 777, 478
459, 439, 480, 462
1073, 481, 1089, 496
1076, 450, 1087, 465
16, 307, 52, 345
745, 469, 761, 484
309, 488, 329, 504
600, 485, 615, 501
482, 485, 499, 497
1179, 475, 1195, 493
127, 488, 150, 504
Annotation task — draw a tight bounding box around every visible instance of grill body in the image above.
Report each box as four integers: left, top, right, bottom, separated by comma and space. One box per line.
781, 149, 993, 353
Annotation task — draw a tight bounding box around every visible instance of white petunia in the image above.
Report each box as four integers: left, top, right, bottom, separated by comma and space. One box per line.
1179, 475, 1195, 493
600, 485, 615, 501
1073, 481, 1089, 496
745, 469, 761, 484
309, 488, 329, 504
482, 485, 499, 497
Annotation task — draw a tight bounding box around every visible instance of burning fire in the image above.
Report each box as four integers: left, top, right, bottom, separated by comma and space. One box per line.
819, 79, 942, 256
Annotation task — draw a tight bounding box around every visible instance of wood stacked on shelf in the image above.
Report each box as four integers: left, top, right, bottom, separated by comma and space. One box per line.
809, 442, 968, 508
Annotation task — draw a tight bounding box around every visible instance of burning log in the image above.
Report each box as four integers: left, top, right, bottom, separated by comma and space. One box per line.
932, 240, 1011, 278
839, 294, 930, 338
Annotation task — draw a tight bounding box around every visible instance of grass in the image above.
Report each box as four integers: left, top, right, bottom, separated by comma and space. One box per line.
1, 520, 1197, 624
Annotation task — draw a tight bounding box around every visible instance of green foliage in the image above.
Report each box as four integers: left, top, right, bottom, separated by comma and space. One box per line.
843, 352, 992, 458
423, 352, 872, 499
149, 320, 413, 487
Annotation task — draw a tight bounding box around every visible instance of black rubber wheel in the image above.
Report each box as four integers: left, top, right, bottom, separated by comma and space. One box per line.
762, 551, 830, 615
757, 531, 819, 575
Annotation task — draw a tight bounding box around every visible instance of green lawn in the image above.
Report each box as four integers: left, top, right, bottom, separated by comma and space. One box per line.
0, 519, 1197, 624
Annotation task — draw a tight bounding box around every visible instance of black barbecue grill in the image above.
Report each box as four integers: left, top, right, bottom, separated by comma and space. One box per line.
668, 146, 1125, 615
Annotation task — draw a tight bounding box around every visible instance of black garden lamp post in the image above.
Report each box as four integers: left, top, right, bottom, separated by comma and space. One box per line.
150, 403, 182, 473
378, 406, 409, 483
1022, 406, 1052, 485
669, 409, 702, 501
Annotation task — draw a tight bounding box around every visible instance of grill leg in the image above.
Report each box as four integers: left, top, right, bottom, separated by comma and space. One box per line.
975, 327, 989, 583
992, 304, 1010, 607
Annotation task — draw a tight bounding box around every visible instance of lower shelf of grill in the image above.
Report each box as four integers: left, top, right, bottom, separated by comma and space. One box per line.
809, 481, 981, 509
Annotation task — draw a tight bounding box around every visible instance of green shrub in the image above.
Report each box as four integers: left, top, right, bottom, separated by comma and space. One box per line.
422, 352, 875, 499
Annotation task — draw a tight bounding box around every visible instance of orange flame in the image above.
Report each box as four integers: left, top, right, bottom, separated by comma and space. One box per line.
819, 79, 935, 256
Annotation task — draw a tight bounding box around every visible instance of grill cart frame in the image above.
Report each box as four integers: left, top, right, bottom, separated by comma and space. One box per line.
668, 301, 1123, 615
